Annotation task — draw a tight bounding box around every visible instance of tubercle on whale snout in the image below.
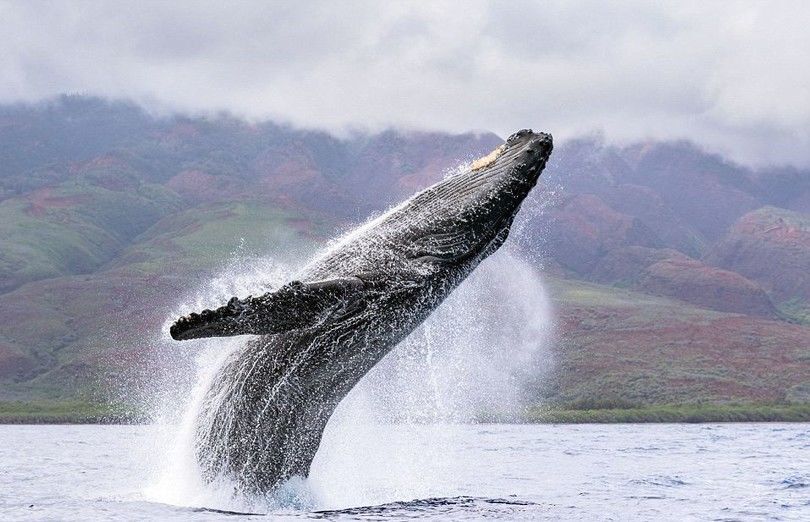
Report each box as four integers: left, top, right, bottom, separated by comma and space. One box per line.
500, 131, 553, 185
507, 128, 552, 146
495, 134, 552, 199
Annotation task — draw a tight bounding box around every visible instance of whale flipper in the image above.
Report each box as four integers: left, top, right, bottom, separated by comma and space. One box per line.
170, 277, 367, 340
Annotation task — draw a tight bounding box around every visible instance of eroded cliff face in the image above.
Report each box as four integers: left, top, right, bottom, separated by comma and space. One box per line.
590, 246, 777, 317
705, 207, 810, 304
540, 194, 662, 275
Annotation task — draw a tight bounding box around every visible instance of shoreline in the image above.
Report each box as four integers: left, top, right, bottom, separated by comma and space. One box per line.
2, 401, 809, 425
0, 401, 144, 425
522, 402, 810, 424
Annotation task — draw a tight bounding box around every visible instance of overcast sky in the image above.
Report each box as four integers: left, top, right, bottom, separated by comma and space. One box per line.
1, 1, 808, 166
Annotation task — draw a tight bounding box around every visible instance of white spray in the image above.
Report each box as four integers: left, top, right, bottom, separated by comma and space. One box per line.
142, 179, 556, 513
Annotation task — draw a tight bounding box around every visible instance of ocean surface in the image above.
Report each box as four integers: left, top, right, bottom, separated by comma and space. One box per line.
1, 423, 808, 521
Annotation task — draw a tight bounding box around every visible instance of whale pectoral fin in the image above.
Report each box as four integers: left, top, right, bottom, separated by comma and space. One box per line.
169, 277, 366, 341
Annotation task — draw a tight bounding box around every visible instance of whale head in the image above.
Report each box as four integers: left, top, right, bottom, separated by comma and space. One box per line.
391, 129, 553, 268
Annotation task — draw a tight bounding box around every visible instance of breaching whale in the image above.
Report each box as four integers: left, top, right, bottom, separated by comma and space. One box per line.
170, 129, 553, 494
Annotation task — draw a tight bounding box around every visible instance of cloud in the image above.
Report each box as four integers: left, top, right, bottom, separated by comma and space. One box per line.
1, 0, 809, 166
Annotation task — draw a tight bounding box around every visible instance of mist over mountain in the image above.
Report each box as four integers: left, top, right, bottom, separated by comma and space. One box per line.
0, 96, 808, 412
4, 2, 810, 168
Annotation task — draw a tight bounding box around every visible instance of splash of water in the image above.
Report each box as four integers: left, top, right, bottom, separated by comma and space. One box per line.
142, 246, 552, 512
143, 256, 293, 510
343, 249, 553, 423
309, 249, 553, 509
140, 160, 557, 511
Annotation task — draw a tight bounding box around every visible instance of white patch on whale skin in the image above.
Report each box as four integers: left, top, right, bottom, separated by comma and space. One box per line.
470, 144, 506, 171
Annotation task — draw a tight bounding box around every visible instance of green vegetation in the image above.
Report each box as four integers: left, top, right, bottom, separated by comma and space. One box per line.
0, 400, 144, 424
778, 298, 810, 326
0, 179, 179, 292
0, 200, 322, 404
116, 201, 322, 274
540, 277, 810, 408
525, 403, 810, 423
5, 400, 809, 424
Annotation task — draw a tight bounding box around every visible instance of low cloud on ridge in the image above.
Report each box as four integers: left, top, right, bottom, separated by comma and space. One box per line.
1, 0, 809, 167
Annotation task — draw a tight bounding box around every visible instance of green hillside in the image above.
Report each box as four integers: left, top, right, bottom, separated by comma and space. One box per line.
0, 178, 180, 292
0, 200, 323, 403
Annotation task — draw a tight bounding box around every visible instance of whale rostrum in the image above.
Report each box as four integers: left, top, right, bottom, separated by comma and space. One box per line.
170, 129, 553, 494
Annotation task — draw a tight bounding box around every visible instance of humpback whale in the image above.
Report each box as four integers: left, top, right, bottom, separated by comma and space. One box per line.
170, 129, 553, 494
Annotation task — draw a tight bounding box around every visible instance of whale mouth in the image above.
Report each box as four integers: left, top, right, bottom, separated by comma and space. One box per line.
478, 129, 552, 197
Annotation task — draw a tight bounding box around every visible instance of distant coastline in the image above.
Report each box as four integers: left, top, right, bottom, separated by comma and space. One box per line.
3, 401, 809, 425
0, 401, 144, 425
522, 403, 810, 424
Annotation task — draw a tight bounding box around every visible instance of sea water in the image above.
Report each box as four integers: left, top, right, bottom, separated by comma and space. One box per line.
1, 423, 808, 520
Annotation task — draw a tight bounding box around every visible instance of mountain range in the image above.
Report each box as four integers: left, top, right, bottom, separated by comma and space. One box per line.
1, 96, 808, 419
